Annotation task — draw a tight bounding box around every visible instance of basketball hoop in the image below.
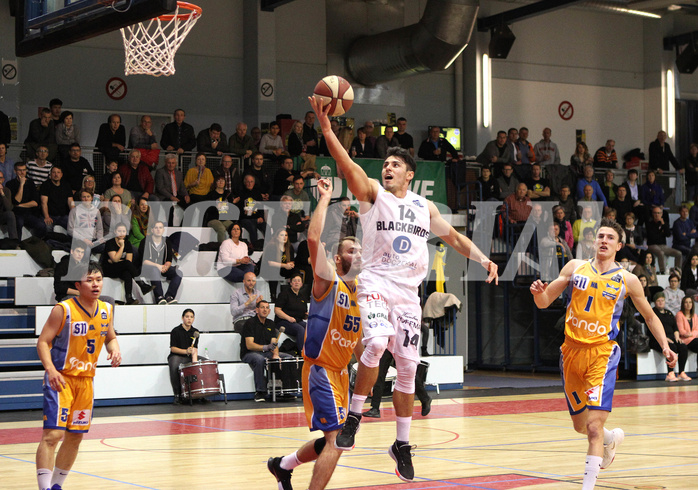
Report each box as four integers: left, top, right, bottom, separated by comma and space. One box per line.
120, 1, 202, 77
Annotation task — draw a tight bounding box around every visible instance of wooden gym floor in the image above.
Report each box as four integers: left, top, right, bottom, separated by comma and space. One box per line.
1, 373, 697, 489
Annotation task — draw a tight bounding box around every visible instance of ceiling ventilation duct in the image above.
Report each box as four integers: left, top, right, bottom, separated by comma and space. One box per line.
346, 0, 479, 86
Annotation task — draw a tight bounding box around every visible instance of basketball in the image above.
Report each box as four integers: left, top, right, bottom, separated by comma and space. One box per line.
313, 75, 354, 116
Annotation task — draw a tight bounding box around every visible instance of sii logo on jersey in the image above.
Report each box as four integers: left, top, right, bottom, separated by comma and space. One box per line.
392, 236, 412, 254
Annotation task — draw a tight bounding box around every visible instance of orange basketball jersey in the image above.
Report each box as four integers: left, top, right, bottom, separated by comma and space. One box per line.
50, 298, 113, 377
303, 272, 361, 371
564, 260, 627, 346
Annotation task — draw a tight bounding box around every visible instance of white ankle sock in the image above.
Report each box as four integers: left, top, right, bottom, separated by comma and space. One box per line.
280, 451, 301, 470
37, 468, 52, 490
603, 428, 613, 445
50, 467, 69, 488
349, 394, 367, 414
396, 416, 412, 443
582, 455, 602, 490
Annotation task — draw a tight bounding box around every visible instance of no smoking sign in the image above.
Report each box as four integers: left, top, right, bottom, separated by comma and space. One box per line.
106, 77, 128, 100
558, 101, 573, 120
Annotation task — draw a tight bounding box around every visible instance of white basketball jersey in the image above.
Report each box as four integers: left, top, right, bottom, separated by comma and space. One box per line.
359, 184, 430, 289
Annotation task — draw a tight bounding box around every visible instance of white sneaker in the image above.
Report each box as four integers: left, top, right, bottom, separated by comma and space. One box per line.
601, 428, 624, 469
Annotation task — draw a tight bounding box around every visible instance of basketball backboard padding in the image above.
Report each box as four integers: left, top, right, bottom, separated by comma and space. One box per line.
15, 0, 176, 57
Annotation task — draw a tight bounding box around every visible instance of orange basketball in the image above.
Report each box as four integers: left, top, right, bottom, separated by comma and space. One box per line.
313, 75, 354, 116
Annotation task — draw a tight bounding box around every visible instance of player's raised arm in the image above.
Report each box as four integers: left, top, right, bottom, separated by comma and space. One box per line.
428, 201, 498, 284
624, 272, 678, 368
308, 178, 337, 297
530, 259, 581, 309
309, 96, 377, 204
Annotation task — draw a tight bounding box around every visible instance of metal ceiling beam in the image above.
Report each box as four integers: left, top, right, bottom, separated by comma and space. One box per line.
477, 0, 586, 32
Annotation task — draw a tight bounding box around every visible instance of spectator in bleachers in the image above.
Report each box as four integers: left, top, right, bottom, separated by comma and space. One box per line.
284, 175, 310, 219
649, 130, 680, 174
576, 165, 607, 206
0, 142, 15, 182
517, 127, 536, 166
240, 300, 292, 402
417, 126, 457, 163
572, 206, 596, 244
651, 292, 689, 382
603, 208, 617, 223
672, 205, 698, 258
610, 185, 633, 227
640, 170, 665, 209
681, 254, 698, 297
230, 271, 263, 332
576, 184, 602, 220
67, 189, 104, 254
120, 149, 154, 202
350, 127, 375, 159
302, 111, 319, 156
0, 169, 18, 241
505, 183, 531, 224
214, 154, 240, 195
525, 163, 550, 201
62, 144, 94, 194
6, 161, 47, 239
570, 142, 593, 177
251, 126, 262, 149
243, 152, 272, 197
40, 166, 73, 232
593, 139, 618, 169
634, 250, 659, 287
129, 197, 150, 253
287, 120, 306, 158
27, 145, 53, 188
319, 197, 360, 252
184, 152, 214, 204
676, 296, 698, 358
54, 111, 80, 163
540, 222, 573, 273
273, 273, 309, 349
139, 220, 181, 305
260, 121, 286, 160
477, 165, 500, 201
229, 122, 256, 160
217, 222, 254, 284
53, 242, 88, 302
497, 163, 519, 200
575, 226, 596, 260
76, 175, 98, 205
102, 172, 132, 209
101, 194, 130, 237
96, 114, 126, 164
621, 211, 645, 262
99, 160, 119, 195
373, 125, 399, 160
553, 205, 574, 250
128, 115, 160, 168
599, 170, 618, 204
394, 116, 415, 157
261, 228, 296, 302
533, 127, 561, 166
160, 109, 196, 155
205, 176, 239, 242
476, 130, 512, 175
102, 222, 154, 305
647, 205, 682, 274
48, 98, 62, 122
685, 143, 698, 203
153, 153, 189, 211
664, 274, 685, 316
270, 195, 305, 245
272, 156, 296, 198
168, 308, 201, 404
237, 174, 266, 244
197, 123, 228, 156
557, 185, 577, 223
25, 108, 57, 161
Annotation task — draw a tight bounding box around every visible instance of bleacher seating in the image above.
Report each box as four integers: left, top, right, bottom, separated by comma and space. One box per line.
637, 349, 698, 380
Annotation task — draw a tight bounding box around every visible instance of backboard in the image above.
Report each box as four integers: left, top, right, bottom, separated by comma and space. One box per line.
15, 0, 176, 57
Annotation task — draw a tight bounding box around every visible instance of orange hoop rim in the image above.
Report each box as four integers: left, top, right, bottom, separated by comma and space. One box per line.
158, 1, 202, 21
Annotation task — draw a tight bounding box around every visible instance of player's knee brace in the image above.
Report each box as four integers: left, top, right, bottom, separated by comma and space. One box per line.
393, 356, 418, 394
314, 437, 327, 455
360, 336, 389, 368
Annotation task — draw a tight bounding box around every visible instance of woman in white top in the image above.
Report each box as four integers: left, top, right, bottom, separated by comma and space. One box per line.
217, 222, 254, 283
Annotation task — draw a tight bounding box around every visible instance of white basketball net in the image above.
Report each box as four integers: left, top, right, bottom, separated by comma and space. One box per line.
120, 2, 201, 77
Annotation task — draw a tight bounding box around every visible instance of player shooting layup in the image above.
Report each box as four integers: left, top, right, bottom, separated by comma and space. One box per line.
530, 219, 677, 490
35, 262, 121, 490
310, 97, 498, 482
267, 178, 363, 490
